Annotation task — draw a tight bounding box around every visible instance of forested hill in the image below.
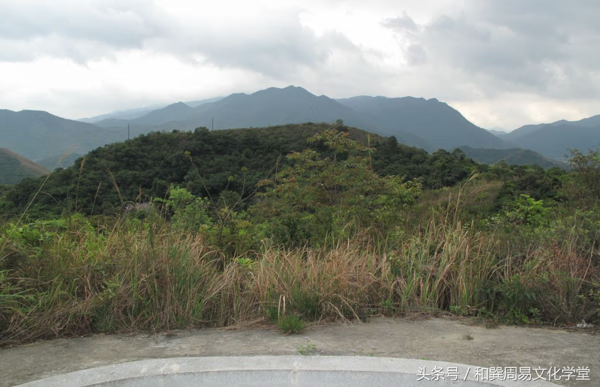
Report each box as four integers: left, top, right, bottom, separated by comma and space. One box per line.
0, 123, 480, 218
0, 148, 50, 184
459, 146, 567, 169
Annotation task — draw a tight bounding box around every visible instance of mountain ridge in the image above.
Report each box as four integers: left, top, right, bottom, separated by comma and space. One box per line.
0, 109, 124, 160
2, 86, 599, 164
92, 86, 512, 152
336, 95, 510, 151
0, 148, 50, 184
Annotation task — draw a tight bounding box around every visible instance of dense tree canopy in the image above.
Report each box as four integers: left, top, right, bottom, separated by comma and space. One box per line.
0, 123, 482, 219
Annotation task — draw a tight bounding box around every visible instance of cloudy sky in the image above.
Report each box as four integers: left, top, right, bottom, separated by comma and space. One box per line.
0, 0, 598, 130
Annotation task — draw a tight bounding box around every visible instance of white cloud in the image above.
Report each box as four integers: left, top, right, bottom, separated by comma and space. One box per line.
0, 0, 598, 129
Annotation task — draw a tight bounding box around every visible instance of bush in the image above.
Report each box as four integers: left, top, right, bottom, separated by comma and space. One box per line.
276, 315, 305, 334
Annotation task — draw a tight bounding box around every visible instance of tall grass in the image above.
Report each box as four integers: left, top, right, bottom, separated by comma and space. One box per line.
0, 207, 598, 345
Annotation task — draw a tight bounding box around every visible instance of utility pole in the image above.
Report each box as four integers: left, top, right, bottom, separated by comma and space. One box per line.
128, 124, 130, 140
211, 117, 214, 131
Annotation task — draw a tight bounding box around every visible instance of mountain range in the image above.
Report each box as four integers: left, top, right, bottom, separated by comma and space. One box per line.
0, 85, 598, 173
502, 115, 600, 160
78, 97, 223, 123
93, 86, 511, 153
336, 95, 508, 151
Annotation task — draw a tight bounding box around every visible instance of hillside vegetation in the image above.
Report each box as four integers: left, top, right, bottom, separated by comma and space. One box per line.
0, 123, 598, 345
0, 148, 49, 184
0, 123, 479, 218
459, 146, 567, 169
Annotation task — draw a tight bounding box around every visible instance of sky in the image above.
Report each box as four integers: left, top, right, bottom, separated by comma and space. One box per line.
0, 0, 599, 131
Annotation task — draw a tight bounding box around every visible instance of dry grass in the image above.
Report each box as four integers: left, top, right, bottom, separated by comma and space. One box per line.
0, 211, 598, 346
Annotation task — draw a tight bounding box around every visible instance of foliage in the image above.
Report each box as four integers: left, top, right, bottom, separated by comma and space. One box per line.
499, 194, 551, 228
0, 149, 49, 185
256, 130, 420, 245
566, 148, 600, 202
1, 124, 478, 219
0, 125, 599, 345
156, 187, 211, 232
276, 314, 305, 334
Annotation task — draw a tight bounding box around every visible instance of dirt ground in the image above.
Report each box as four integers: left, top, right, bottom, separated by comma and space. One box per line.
0, 316, 597, 386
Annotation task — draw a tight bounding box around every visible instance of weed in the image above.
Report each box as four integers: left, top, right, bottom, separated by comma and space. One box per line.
298, 337, 317, 355
276, 315, 305, 334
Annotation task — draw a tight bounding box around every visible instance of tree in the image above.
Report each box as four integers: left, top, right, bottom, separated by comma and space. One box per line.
255, 130, 420, 245
568, 148, 600, 200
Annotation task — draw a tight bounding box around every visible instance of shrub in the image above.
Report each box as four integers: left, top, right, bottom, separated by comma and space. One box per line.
276, 315, 305, 334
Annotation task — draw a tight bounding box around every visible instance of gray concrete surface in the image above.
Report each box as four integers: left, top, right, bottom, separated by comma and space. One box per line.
16, 356, 560, 387
1, 317, 597, 386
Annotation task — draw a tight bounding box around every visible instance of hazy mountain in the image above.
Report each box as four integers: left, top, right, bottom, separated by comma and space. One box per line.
93, 118, 130, 128
504, 124, 545, 140
0, 109, 124, 160
79, 104, 166, 124
336, 96, 511, 151
504, 114, 600, 159
574, 114, 600, 128
128, 102, 194, 126
459, 146, 567, 169
506, 114, 600, 140
486, 128, 508, 136
79, 97, 223, 124
94, 103, 194, 128
91, 87, 467, 151
187, 86, 376, 130
184, 96, 224, 108
186, 87, 436, 149
36, 152, 84, 170
509, 123, 600, 160
7, 86, 595, 164
0, 148, 50, 184
91, 85, 391, 140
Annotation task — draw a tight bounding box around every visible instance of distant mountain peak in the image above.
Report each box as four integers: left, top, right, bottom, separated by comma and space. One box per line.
283, 85, 309, 91
169, 101, 190, 107
336, 95, 510, 150
255, 85, 314, 96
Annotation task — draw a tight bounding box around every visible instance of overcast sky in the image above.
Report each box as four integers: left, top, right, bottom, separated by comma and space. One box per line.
0, 0, 598, 130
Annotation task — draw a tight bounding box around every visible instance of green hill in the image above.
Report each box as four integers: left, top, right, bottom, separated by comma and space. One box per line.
1, 123, 480, 218
0, 148, 50, 184
459, 146, 567, 169
0, 109, 124, 160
